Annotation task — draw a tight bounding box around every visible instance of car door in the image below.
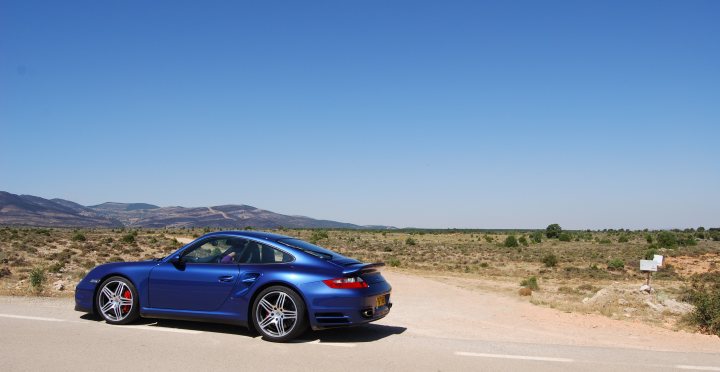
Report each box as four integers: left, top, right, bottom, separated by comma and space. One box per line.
148, 236, 245, 311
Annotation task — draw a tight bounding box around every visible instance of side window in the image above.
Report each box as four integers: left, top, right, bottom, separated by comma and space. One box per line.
236, 240, 293, 264
183, 237, 247, 264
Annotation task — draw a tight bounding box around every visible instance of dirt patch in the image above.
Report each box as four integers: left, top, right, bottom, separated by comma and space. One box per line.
666, 254, 720, 277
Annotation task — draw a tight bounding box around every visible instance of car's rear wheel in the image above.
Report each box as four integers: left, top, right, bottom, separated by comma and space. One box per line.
96, 276, 139, 325
252, 286, 307, 342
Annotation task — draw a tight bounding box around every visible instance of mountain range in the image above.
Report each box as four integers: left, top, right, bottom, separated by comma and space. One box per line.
0, 191, 390, 229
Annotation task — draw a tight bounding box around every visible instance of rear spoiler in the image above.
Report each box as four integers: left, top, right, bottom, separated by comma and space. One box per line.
342, 262, 385, 276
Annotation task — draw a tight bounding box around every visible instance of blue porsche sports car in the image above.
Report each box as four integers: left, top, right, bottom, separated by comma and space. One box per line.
75, 230, 392, 342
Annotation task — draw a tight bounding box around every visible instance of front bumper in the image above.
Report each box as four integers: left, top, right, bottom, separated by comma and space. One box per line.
74, 281, 96, 314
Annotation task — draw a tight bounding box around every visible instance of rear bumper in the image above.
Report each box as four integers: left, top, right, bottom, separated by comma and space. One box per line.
302, 281, 393, 330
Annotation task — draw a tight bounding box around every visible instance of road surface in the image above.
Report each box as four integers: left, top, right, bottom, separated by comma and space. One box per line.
1, 271, 718, 371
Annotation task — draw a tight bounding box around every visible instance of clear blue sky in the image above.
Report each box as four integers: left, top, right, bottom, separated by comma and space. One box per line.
1, 0, 718, 229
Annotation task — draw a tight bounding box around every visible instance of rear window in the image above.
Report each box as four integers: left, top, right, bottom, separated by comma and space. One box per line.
276, 238, 337, 260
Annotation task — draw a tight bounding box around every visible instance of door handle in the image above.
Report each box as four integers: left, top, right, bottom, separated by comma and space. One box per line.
218, 275, 235, 283
241, 273, 261, 284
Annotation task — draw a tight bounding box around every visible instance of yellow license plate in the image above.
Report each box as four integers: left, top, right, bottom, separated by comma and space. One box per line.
376, 295, 387, 307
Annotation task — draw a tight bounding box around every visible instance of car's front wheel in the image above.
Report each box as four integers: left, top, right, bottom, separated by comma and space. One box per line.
96, 276, 139, 325
252, 286, 307, 342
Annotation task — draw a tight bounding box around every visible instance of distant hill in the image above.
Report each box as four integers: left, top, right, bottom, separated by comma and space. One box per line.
0, 192, 121, 227
0, 191, 391, 229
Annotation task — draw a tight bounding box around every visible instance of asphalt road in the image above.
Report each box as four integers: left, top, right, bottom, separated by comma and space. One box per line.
1, 271, 719, 372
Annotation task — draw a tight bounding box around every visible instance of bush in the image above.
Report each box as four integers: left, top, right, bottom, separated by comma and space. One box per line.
618, 235, 629, 243
657, 231, 678, 248
405, 237, 417, 246
48, 261, 65, 273
309, 230, 329, 244
121, 232, 137, 244
530, 231, 543, 243
542, 253, 558, 268
644, 248, 658, 260
387, 257, 401, 267
520, 276, 539, 290
71, 232, 86, 242
679, 234, 697, 246
607, 258, 625, 270
645, 234, 653, 244
30, 267, 46, 293
558, 233, 571, 242
684, 273, 720, 336
503, 235, 519, 248
518, 236, 529, 247
546, 224, 562, 239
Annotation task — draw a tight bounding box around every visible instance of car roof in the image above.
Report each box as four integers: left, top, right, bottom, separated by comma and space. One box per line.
204, 230, 292, 242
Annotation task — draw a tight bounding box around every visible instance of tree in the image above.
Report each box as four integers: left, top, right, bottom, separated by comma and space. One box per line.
546, 224, 562, 239
504, 235, 519, 248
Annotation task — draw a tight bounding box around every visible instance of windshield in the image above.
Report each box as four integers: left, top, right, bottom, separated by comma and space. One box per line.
276, 238, 336, 260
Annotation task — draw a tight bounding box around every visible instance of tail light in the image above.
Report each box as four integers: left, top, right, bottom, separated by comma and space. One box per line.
323, 277, 368, 289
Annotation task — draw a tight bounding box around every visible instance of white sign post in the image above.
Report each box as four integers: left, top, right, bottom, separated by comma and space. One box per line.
639, 258, 661, 290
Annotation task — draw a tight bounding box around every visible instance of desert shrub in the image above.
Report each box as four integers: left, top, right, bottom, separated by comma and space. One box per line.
684, 273, 720, 336
48, 261, 65, 273
679, 234, 697, 246
558, 233, 571, 242
577, 283, 597, 292
0, 267, 11, 278
542, 253, 558, 268
607, 258, 625, 270
599, 238, 612, 244
645, 234, 653, 244
530, 231, 543, 243
644, 248, 658, 260
309, 230, 329, 244
121, 232, 137, 244
520, 276, 539, 290
483, 235, 493, 243
518, 236, 529, 247
546, 224, 562, 239
657, 231, 678, 248
503, 235, 519, 248
405, 237, 417, 246
618, 235, 629, 243
387, 257, 400, 267
71, 232, 86, 242
30, 267, 46, 293
107, 256, 124, 263
479, 262, 489, 268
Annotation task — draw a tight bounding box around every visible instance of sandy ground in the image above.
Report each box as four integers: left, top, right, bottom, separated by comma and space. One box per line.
383, 270, 720, 353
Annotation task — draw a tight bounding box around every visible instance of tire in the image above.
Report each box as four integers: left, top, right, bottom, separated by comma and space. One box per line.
96, 276, 140, 325
252, 286, 307, 342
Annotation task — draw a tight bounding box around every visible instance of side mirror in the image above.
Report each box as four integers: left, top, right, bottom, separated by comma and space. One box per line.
170, 255, 184, 265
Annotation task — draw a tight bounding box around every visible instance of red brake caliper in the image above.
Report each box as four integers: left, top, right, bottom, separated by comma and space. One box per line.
121, 290, 131, 313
